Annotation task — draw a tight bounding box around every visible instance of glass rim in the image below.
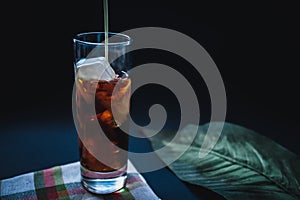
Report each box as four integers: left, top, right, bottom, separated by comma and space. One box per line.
73, 32, 132, 46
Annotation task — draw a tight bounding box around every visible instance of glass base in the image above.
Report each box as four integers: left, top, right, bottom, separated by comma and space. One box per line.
82, 175, 127, 194
81, 165, 127, 194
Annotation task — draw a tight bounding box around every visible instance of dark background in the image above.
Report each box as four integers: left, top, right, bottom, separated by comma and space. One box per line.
1, 0, 299, 199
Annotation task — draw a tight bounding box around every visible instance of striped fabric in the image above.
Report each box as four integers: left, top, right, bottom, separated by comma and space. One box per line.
0, 161, 160, 200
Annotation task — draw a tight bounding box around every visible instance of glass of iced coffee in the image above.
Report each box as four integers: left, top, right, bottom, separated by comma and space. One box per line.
72, 32, 131, 194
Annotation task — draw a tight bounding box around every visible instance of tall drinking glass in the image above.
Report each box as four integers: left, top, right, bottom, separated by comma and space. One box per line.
73, 32, 131, 194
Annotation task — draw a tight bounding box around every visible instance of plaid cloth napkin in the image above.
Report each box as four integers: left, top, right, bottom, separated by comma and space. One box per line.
0, 160, 160, 200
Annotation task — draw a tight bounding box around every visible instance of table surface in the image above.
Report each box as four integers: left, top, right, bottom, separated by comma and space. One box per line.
1, 101, 299, 200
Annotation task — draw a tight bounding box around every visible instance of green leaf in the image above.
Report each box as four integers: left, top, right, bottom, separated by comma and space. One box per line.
147, 122, 300, 200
